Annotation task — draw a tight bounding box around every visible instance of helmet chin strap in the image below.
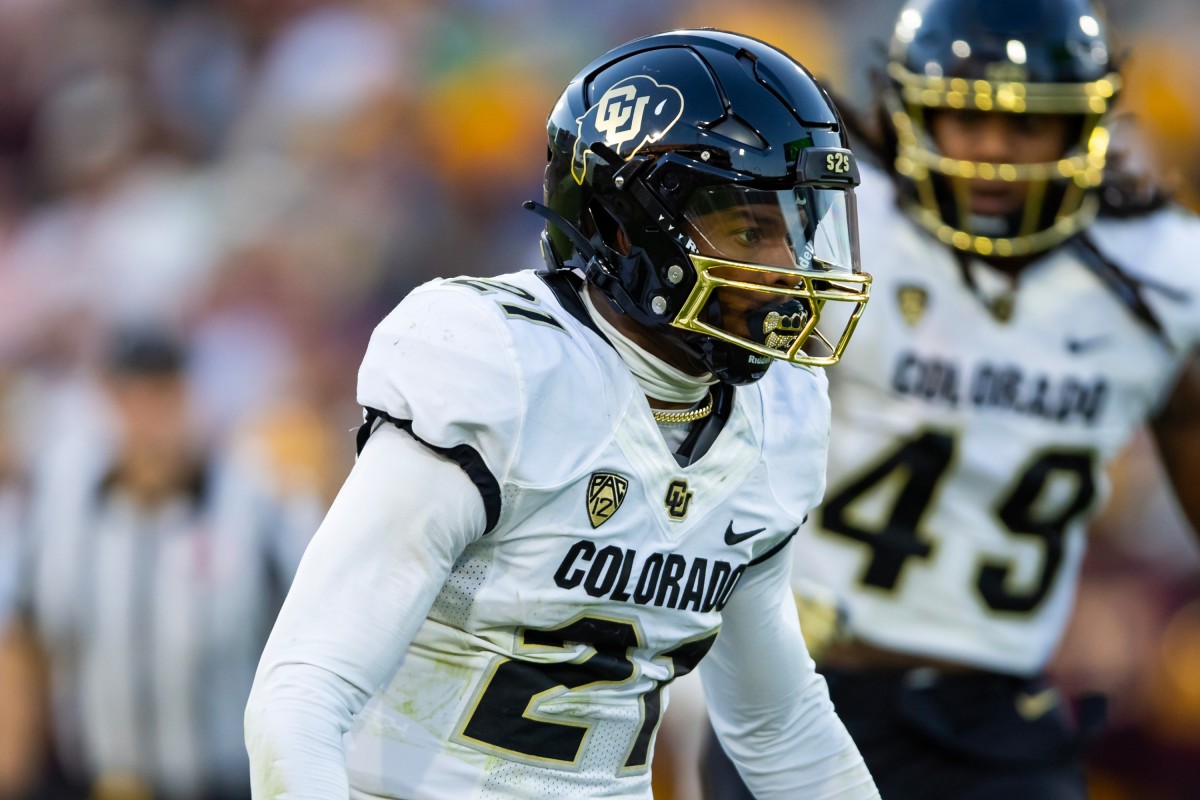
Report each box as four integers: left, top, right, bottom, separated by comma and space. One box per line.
581, 289, 716, 404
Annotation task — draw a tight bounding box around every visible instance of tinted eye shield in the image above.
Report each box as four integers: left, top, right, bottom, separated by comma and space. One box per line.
646, 150, 869, 367
632, 145, 864, 268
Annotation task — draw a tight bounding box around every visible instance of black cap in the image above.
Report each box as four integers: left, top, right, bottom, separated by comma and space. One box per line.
104, 327, 187, 375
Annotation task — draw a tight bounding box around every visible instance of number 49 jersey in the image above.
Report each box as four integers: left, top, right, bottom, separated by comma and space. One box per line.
349, 270, 830, 799
793, 163, 1200, 676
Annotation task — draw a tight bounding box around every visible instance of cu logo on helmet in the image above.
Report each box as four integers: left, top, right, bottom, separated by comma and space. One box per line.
572, 76, 684, 184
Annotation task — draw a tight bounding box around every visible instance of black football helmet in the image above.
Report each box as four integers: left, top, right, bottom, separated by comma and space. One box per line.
885, 0, 1120, 258
536, 28, 871, 385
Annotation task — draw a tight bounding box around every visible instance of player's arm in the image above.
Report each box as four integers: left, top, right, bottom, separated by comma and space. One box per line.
699, 540, 880, 800
1150, 354, 1200, 538
244, 422, 486, 799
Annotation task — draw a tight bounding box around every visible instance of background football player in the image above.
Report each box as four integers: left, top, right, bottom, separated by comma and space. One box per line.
702, 0, 1200, 798
244, 29, 879, 800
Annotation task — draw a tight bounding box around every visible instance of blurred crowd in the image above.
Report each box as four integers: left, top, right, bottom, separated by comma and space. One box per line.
0, 1, 1195, 798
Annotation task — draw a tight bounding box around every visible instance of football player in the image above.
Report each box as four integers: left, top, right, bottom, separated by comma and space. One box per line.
244, 29, 880, 800
703, 0, 1200, 798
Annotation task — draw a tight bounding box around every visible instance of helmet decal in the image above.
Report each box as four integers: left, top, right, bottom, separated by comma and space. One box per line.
571, 76, 684, 185
796, 240, 816, 271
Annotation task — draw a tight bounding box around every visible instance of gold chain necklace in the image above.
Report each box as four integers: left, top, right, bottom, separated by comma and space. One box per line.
650, 391, 714, 425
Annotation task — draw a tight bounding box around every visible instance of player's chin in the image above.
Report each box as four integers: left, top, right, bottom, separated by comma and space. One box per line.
966, 185, 1025, 217
716, 303, 760, 341
714, 287, 799, 342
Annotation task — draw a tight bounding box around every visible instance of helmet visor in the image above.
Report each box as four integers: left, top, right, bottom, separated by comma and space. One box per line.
682, 185, 859, 275
674, 185, 870, 367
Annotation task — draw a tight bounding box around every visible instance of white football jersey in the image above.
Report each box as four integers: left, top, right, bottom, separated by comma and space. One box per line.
348, 270, 830, 799
793, 162, 1200, 675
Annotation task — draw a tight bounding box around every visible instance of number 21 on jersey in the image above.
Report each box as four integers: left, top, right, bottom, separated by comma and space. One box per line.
454, 614, 717, 771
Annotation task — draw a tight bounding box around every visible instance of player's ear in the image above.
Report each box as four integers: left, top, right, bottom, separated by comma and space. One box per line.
588, 200, 632, 256
615, 226, 632, 256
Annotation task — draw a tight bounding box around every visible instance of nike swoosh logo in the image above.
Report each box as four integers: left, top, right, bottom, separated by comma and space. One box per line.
1015, 687, 1061, 720
724, 522, 767, 545
1065, 335, 1110, 354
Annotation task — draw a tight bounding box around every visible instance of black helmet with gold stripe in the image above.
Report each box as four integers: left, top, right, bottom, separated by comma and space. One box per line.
536, 29, 872, 384
886, 0, 1120, 258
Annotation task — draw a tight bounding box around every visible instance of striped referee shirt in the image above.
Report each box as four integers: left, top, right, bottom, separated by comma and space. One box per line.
23, 442, 321, 798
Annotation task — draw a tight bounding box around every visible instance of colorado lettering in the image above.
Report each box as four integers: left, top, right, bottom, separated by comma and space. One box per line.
553, 540, 745, 612
891, 351, 1108, 424
891, 352, 961, 405
970, 364, 1107, 423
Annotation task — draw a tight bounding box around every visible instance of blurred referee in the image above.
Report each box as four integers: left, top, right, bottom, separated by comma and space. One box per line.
11, 327, 320, 800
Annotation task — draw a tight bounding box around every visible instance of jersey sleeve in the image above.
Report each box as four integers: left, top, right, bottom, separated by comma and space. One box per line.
1087, 206, 1200, 416
762, 364, 832, 521
1094, 205, 1200, 353
356, 281, 526, 522
1149, 207, 1200, 352
699, 540, 880, 800
245, 423, 488, 799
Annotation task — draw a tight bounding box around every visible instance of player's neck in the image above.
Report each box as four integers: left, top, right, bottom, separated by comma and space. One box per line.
582, 285, 716, 409
979, 252, 1039, 276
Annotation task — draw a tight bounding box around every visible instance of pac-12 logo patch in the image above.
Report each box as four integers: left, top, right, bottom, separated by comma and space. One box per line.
587, 472, 629, 528
572, 76, 684, 185
897, 284, 929, 327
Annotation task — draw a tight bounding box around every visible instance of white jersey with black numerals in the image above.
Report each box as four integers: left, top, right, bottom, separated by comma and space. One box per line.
347, 270, 831, 799
792, 162, 1200, 676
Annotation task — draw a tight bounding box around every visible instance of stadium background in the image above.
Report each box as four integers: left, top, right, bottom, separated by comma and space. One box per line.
0, 1, 1196, 797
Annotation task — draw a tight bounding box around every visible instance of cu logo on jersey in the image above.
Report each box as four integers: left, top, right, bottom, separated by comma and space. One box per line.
664, 478, 693, 521
572, 76, 684, 185
586, 472, 629, 528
